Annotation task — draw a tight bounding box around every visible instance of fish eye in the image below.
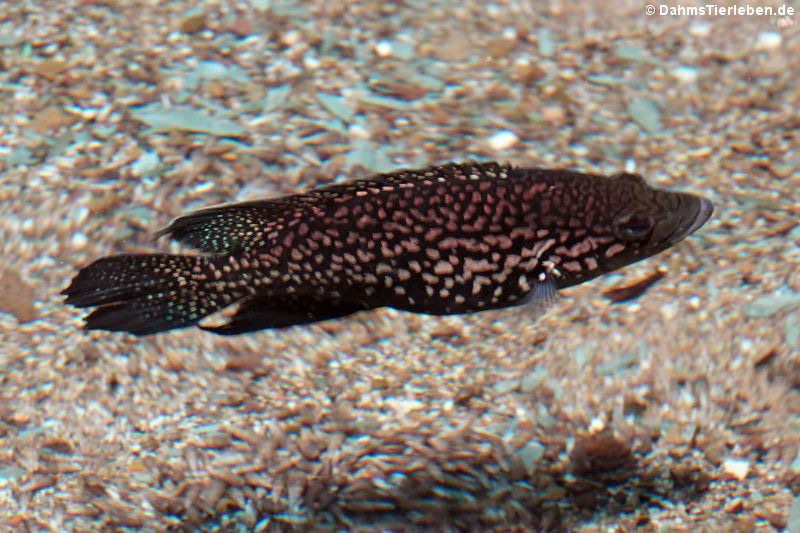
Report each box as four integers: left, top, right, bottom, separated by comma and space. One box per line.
613, 212, 653, 240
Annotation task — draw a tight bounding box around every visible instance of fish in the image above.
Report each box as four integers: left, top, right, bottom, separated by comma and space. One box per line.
62, 162, 713, 335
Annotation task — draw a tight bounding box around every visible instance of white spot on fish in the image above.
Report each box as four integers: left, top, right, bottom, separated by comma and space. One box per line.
605, 243, 626, 258
433, 261, 454, 275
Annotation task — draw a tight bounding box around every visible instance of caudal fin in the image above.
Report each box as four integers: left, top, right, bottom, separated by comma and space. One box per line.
62, 254, 244, 335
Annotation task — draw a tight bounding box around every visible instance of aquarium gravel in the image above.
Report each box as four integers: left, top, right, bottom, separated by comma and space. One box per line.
0, 0, 799, 531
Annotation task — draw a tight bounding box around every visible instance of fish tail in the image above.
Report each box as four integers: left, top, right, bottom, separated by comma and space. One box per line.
62, 254, 241, 335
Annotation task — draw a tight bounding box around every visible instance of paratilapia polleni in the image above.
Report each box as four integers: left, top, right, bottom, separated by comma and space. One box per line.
62, 162, 712, 335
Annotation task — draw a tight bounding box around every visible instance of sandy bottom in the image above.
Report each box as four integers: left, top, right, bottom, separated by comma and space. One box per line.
0, 0, 799, 531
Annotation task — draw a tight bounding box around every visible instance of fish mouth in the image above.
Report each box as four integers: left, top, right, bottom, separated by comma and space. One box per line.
667, 196, 713, 245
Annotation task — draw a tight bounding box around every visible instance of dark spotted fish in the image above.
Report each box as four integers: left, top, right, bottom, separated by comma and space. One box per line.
62, 162, 712, 335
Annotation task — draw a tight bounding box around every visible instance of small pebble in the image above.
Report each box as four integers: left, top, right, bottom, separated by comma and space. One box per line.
789, 495, 800, 533
0, 267, 36, 323
511, 58, 547, 85
515, 441, 546, 476
786, 314, 800, 347
179, 10, 206, 33
754, 31, 782, 51
303, 54, 320, 69
487, 130, 518, 151
687, 146, 712, 159
537, 27, 555, 57
627, 98, 662, 134
671, 66, 699, 83
33, 58, 69, 80
131, 151, 160, 176
374, 40, 392, 57
192, 181, 214, 194
660, 302, 678, 321
746, 288, 800, 317
29, 106, 76, 134
72, 232, 88, 248
280, 30, 302, 47
589, 417, 605, 432
722, 457, 749, 480
541, 106, 565, 122
688, 21, 712, 37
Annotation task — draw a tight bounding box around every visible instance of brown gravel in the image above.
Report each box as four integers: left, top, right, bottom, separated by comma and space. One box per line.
0, 0, 799, 531
0, 267, 37, 323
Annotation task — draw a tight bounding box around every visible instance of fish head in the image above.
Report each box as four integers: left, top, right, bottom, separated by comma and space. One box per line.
549, 172, 713, 289
608, 172, 713, 248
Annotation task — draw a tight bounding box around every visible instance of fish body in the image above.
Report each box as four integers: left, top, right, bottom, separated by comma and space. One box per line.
63, 162, 712, 335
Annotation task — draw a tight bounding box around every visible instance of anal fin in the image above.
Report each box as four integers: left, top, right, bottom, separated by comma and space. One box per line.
199, 294, 369, 335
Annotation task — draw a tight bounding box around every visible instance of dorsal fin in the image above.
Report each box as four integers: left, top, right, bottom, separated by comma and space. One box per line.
154, 199, 288, 254
156, 162, 512, 254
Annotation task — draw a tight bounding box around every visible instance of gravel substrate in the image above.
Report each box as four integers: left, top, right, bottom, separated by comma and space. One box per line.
1, 1, 799, 531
